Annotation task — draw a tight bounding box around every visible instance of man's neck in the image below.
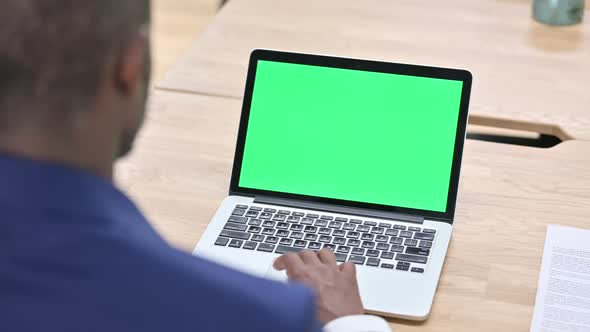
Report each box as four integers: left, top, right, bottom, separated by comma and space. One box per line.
0, 128, 114, 179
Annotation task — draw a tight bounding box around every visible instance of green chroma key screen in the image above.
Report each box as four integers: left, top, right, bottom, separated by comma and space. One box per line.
239, 60, 464, 213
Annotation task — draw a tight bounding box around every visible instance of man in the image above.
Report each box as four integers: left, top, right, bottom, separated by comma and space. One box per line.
0, 1, 392, 331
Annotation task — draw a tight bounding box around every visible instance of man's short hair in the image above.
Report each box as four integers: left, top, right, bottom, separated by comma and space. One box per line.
0, 0, 150, 127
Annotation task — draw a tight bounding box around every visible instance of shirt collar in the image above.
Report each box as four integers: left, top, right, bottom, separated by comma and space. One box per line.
0, 153, 144, 224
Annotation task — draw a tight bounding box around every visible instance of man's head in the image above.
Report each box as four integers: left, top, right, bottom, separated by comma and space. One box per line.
0, 0, 151, 177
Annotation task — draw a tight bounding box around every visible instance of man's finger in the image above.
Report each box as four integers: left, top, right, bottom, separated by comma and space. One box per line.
339, 261, 357, 276
273, 252, 304, 271
299, 250, 321, 264
317, 248, 337, 266
273, 256, 285, 270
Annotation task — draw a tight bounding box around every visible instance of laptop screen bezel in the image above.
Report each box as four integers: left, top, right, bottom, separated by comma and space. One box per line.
229, 49, 472, 223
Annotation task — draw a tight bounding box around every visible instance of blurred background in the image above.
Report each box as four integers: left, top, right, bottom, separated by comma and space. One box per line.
152, 0, 218, 82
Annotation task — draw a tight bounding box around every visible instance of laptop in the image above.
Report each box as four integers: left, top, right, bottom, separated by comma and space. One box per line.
194, 49, 472, 320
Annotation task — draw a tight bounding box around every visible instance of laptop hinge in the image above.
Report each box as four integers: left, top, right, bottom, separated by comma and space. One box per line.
253, 196, 424, 224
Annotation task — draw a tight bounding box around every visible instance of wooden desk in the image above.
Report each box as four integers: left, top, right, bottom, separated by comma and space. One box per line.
157, 0, 590, 141
117, 90, 590, 332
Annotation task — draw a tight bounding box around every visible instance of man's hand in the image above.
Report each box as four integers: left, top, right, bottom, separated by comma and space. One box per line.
273, 249, 364, 324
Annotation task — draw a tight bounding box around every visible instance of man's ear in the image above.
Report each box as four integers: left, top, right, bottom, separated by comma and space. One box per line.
114, 26, 150, 95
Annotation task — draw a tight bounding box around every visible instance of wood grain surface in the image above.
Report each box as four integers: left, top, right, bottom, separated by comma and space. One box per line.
152, 0, 217, 83
157, 0, 590, 141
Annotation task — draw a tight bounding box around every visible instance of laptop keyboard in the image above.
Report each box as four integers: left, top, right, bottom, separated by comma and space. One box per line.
214, 204, 436, 273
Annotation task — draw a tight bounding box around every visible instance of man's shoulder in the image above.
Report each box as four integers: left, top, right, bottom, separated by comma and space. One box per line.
2, 211, 318, 332
90, 238, 318, 332
0, 203, 319, 332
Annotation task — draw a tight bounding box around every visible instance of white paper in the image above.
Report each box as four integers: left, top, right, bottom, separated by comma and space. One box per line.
531, 225, 590, 332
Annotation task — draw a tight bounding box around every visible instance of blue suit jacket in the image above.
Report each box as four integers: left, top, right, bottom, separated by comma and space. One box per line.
0, 154, 322, 331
